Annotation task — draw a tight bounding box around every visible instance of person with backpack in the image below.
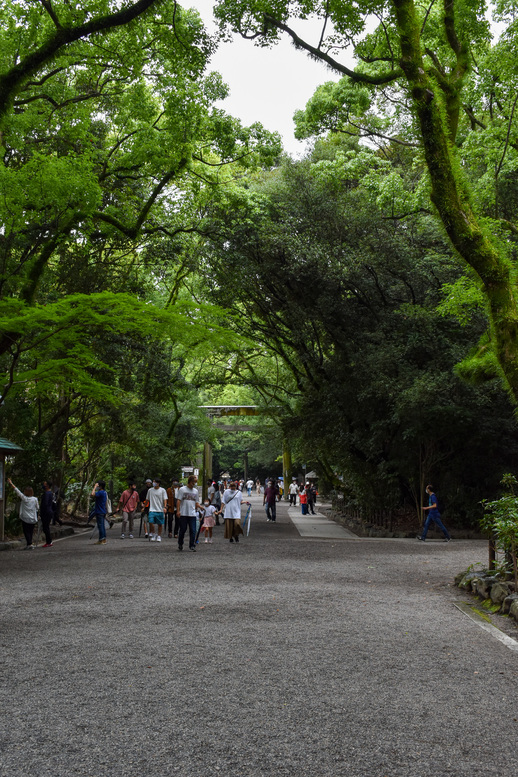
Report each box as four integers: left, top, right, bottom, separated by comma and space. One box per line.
417, 485, 451, 542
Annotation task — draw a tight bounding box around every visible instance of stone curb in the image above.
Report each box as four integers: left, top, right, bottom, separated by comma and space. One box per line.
455, 569, 518, 624
0, 524, 75, 551
0, 514, 124, 551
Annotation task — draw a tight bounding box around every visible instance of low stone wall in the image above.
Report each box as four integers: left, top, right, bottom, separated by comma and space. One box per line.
321, 507, 416, 539
455, 570, 518, 623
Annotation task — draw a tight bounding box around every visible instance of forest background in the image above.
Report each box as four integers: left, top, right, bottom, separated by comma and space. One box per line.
2, 0, 518, 533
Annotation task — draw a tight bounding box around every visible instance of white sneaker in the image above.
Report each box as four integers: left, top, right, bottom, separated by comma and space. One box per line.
129, 534, 133, 538
204, 538, 208, 543
149, 534, 156, 542
209, 538, 213, 544
156, 535, 161, 542
120, 533, 125, 539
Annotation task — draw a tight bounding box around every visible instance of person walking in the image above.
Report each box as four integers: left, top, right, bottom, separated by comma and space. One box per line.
288, 479, 299, 507
306, 482, 316, 515
176, 475, 203, 552
139, 479, 152, 537
8, 478, 39, 549
201, 498, 217, 543
146, 479, 168, 542
299, 486, 308, 515
40, 481, 55, 547
246, 478, 254, 497
417, 485, 451, 542
117, 482, 139, 539
212, 482, 222, 525
263, 479, 279, 522
91, 481, 108, 545
221, 481, 250, 543
167, 478, 180, 538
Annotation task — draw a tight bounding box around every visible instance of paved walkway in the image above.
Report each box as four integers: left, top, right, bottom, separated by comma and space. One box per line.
1, 495, 517, 777
288, 504, 358, 539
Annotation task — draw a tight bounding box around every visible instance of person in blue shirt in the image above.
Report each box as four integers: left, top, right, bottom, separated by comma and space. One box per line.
417, 485, 451, 542
91, 480, 108, 545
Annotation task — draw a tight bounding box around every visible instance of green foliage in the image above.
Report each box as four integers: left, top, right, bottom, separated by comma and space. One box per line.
198, 138, 518, 520
481, 474, 518, 586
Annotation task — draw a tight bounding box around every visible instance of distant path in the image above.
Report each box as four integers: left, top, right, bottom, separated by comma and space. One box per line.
1, 493, 517, 777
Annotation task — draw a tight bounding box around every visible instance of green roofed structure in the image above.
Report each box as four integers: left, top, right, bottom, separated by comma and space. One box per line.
0, 438, 23, 541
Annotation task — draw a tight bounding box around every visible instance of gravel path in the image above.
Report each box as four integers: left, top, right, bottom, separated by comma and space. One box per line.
1, 495, 517, 777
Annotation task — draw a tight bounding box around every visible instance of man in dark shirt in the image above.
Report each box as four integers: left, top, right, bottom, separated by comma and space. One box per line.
263, 479, 279, 522
91, 480, 108, 544
40, 481, 55, 547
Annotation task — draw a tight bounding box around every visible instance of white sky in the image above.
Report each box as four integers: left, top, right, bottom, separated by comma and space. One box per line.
187, 0, 342, 156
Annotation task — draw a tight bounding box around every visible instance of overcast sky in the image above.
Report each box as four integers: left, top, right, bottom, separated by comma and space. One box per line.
187, 0, 342, 156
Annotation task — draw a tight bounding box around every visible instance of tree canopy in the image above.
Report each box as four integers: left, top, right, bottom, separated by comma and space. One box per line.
3, 1, 518, 532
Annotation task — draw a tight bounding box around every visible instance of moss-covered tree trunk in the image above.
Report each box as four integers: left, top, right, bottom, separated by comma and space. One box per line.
393, 0, 518, 400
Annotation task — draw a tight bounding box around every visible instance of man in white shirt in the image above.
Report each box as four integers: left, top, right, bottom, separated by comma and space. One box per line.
246, 478, 254, 496
176, 475, 203, 552
146, 479, 168, 542
288, 479, 299, 506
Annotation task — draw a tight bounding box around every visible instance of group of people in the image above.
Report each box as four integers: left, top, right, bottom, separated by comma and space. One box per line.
8, 473, 451, 549
90, 476, 251, 550
288, 480, 318, 515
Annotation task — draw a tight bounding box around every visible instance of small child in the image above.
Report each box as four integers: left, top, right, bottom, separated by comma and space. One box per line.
201, 499, 217, 543
299, 488, 308, 515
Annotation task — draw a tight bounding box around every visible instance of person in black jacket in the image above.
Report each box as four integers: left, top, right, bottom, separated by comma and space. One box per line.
40, 481, 55, 547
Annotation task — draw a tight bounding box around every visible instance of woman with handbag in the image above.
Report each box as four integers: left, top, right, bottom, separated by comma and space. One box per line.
221, 481, 250, 544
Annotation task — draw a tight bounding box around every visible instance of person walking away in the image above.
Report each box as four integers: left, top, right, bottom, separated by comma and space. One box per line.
117, 483, 139, 539
417, 485, 451, 542
40, 481, 55, 547
201, 498, 217, 543
263, 479, 279, 522
207, 479, 216, 504
221, 481, 250, 543
91, 481, 108, 545
246, 478, 254, 497
299, 486, 308, 515
306, 482, 316, 515
8, 478, 39, 549
288, 479, 299, 507
146, 479, 168, 542
212, 482, 222, 524
167, 478, 180, 538
139, 479, 152, 537
176, 475, 203, 552
50, 484, 63, 526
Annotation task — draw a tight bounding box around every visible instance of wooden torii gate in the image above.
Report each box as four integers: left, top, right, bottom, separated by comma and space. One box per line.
198, 406, 291, 500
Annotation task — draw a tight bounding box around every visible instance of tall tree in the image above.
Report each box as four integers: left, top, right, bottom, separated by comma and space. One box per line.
215, 0, 518, 403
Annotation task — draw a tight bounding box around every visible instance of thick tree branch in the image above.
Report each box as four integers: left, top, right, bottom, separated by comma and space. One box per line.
263, 14, 402, 85
0, 0, 162, 126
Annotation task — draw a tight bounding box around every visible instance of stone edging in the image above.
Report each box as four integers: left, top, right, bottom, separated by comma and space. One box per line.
455, 570, 518, 623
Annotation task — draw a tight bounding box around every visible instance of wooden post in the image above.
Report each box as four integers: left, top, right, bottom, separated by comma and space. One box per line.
282, 440, 292, 501
201, 441, 212, 501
